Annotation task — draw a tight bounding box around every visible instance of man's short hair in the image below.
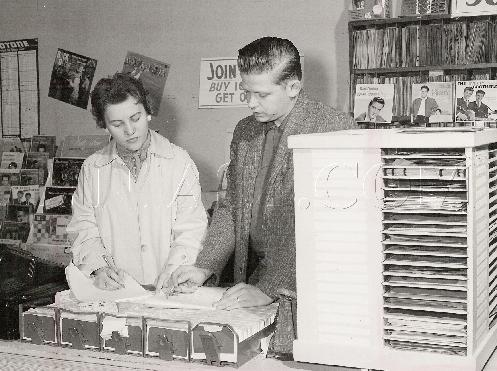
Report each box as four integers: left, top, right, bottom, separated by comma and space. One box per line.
90, 72, 152, 129
420, 85, 430, 91
464, 86, 474, 93
237, 37, 302, 84
476, 89, 486, 96
25, 192, 31, 197
369, 96, 385, 107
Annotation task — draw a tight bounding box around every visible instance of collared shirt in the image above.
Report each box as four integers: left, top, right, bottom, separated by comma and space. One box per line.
417, 97, 426, 116
249, 117, 288, 254
67, 130, 207, 284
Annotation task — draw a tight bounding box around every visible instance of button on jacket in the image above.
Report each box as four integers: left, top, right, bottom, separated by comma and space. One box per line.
67, 130, 207, 285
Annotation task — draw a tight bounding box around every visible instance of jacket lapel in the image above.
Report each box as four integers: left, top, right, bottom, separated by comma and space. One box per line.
238, 120, 265, 232
265, 94, 306, 195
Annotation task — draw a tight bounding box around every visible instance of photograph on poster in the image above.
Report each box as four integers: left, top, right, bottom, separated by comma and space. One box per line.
48, 48, 97, 109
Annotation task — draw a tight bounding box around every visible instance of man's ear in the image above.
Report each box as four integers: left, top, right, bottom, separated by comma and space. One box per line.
286, 79, 302, 98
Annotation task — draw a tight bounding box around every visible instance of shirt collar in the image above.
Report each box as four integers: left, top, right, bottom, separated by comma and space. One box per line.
94, 130, 174, 167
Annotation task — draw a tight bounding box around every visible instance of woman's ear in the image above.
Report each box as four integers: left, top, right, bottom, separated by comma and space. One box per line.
147, 115, 152, 121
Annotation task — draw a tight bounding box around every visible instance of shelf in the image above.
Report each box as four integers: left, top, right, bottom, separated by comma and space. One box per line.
349, 13, 497, 28
353, 63, 497, 75
349, 13, 453, 28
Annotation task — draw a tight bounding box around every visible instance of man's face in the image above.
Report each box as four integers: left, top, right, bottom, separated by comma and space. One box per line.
420, 88, 428, 99
1, 177, 9, 186
464, 89, 473, 100
240, 71, 296, 126
16, 210, 27, 223
368, 101, 384, 119
476, 92, 484, 102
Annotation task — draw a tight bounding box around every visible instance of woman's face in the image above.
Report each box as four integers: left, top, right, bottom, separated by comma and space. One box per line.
104, 96, 150, 151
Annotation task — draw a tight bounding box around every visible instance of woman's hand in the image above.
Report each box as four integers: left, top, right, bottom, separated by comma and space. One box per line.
92, 266, 126, 290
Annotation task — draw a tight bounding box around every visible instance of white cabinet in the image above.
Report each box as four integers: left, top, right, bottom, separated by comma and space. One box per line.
289, 128, 497, 371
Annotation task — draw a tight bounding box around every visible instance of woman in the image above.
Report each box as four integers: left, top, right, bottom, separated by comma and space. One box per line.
67, 73, 207, 292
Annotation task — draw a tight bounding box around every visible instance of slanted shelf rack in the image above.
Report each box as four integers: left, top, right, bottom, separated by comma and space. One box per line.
288, 128, 497, 371
381, 147, 469, 356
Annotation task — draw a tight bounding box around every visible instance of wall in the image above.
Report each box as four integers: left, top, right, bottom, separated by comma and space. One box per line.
0, 0, 351, 194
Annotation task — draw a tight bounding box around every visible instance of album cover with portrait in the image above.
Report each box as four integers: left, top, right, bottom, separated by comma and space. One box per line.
0, 221, 30, 243
411, 82, 453, 123
0, 170, 20, 187
30, 135, 57, 158
0, 152, 24, 170
354, 83, 394, 124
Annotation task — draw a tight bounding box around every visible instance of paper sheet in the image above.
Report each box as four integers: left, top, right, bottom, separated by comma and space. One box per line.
65, 262, 148, 303
117, 286, 227, 310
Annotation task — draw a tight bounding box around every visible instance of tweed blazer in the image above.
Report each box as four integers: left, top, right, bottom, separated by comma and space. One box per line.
196, 91, 356, 298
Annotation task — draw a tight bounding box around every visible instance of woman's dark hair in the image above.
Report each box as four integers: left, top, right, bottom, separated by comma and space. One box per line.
90, 72, 152, 128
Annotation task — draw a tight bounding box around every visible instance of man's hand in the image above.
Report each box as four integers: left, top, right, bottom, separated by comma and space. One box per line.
215, 283, 273, 310
163, 265, 213, 294
92, 266, 125, 290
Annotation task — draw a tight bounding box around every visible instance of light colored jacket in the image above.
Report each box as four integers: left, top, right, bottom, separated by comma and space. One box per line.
67, 130, 207, 285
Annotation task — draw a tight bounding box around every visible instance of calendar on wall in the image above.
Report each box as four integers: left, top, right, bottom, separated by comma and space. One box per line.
0, 38, 39, 139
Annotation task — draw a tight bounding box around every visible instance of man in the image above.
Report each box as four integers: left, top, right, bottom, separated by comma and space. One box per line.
456, 86, 474, 121
20, 192, 35, 213
168, 37, 354, 308
15, 190, 24, 204
469, 89, 492, 120
355, 96, 387, 123
411, 85, 438, 124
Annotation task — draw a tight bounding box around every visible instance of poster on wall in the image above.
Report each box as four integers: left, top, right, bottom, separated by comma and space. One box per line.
48, 48, 97, 109
0, 38, 40, 138
452, 0, 497, 16
121, 51, 170, 116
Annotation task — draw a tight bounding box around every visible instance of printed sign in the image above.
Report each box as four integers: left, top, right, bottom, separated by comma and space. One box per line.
199, 58, 246, 108
452, 0, 497, 16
